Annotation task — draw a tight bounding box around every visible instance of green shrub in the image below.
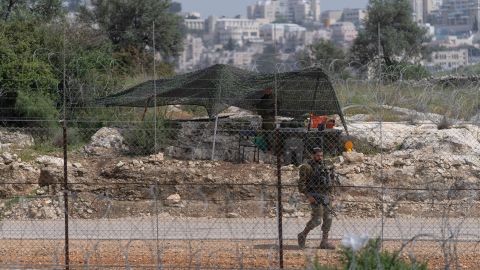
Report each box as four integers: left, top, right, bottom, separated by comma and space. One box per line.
340, 239, 427, 270
123, 116, 167, 156
312, 238, 428, 270
52, 127, 84, 148
15, 90, 59, 129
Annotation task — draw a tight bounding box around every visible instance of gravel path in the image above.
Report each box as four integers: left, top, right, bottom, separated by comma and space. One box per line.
1, 217, 480, 241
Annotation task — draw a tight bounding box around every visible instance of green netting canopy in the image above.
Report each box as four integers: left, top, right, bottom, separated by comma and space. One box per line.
96, 64, 347, 131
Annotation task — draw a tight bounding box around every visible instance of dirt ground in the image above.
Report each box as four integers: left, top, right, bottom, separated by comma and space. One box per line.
1, 239, 479, 269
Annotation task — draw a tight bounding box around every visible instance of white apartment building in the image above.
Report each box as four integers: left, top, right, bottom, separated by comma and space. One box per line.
431, 0, 480, 35
177, 34, 206, 72
411, 0, 425, 23
216, 18, 261, 45
184, 19, 206, 32
341, 8, 367, 26
247, 0, 321, 23
247, 0, 278, 22
428, 49, 469, 70
423, 0, 443, 22
429, 35, 474, 47
259, 23, 306, 43
331, 22, 358, 46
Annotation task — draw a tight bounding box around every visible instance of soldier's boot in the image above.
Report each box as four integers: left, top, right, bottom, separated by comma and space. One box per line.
297, 232, 307, 249
319, 232, 335, 250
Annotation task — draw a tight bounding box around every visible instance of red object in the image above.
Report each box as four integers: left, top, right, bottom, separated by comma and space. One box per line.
326, 119, 335, 129
310, 114, 328, 128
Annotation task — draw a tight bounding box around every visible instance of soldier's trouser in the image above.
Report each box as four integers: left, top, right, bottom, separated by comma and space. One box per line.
303, 203, 332, 235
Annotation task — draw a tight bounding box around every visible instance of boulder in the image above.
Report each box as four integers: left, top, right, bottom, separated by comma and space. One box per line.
0, 130, 34, 149
348, 122, 417, 151
36, 156, 64, 167
83, 127, 128, 155
148, 153, 165, 162
343, 151, 365, 163
401, 127, 480, 154
166, 194, 181, 206
226, 212, 240, 218
38, 167, 62, 187
282, 204, 296, 214
1, 152, 16, 165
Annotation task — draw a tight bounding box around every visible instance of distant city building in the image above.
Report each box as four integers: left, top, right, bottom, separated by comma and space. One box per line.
183, 17, 263, 45
247, 0, 278, 22
331, 21, 358, 46
184, 19, 206, 32
341, 8, 367, 26
310, 0, 321, 22
431, 0, 480, 35
247, 0, 321, 23
427, 48, 469, 70
429, 35, 474, 47
177, 34, 206, 72
259, 23, 306, 43
423, 0, 443, 23
216, 18, 261, 45
321, 10, 343, 27
411, 0, 424, 23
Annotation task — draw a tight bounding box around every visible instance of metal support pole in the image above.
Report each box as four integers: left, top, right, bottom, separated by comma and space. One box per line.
276, 128, 284, 269
273, 21, 283, 269
211, 115, 219, 160
62, 22, 70, 270
62, 120, 69, 270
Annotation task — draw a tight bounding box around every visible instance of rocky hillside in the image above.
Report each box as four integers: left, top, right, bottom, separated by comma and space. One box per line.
1, 113, 480, 220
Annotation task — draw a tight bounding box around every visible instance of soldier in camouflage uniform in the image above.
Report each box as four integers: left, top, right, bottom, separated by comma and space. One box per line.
297, 147, 336, 249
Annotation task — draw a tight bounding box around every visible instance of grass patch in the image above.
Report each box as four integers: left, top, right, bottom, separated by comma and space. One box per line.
16, 142, 61, 162
335, 81, 479, 120
313, 238, 428, 270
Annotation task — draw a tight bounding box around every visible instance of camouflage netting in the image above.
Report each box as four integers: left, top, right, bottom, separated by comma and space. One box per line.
96, 64, 347, 130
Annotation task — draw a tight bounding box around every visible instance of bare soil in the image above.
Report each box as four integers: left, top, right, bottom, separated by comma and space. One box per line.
1, 240, 479, 269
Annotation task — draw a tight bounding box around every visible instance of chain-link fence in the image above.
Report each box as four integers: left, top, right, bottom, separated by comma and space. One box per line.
2, 41, 480, 269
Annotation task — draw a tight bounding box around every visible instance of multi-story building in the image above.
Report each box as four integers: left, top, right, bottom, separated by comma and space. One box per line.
183, 17, 263, 45
310, 0, 321, 21
331, 22, 358, 46
216, 18, 261, 45
423, 0, 443, 23
431, 0, 480, 35
341, 8, 367, 26
247, 0, 279, 22
411, 0, 425, 23
321, 10, 343, 27
427, 49, 469, 70
247, 0, 321, 23
184, 19, 206, 32
259, 23, 306, 43
177, 34, 206, 72
428, 35, 474, 47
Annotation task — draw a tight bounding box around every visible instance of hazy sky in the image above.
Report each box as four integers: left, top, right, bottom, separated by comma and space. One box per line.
176, 0, 369, 18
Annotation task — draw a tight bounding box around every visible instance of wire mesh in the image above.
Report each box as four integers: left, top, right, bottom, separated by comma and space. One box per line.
2, 37, 480, 269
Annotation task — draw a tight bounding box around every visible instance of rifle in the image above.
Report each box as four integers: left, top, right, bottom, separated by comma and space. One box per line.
309, 192, 338, 218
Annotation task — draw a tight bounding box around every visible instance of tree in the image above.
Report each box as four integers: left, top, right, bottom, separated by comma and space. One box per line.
80, 0, 184, 57
224, 38, 236, 51
0, 21, 59, 126
297, 39, 347, 74
350, 0, 429, 74
169, 2, 181, 13
1, 0, 63, 22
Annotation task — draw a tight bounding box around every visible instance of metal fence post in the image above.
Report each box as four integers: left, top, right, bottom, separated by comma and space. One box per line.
276, 128, 284, 269
62, 22, 70, 270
